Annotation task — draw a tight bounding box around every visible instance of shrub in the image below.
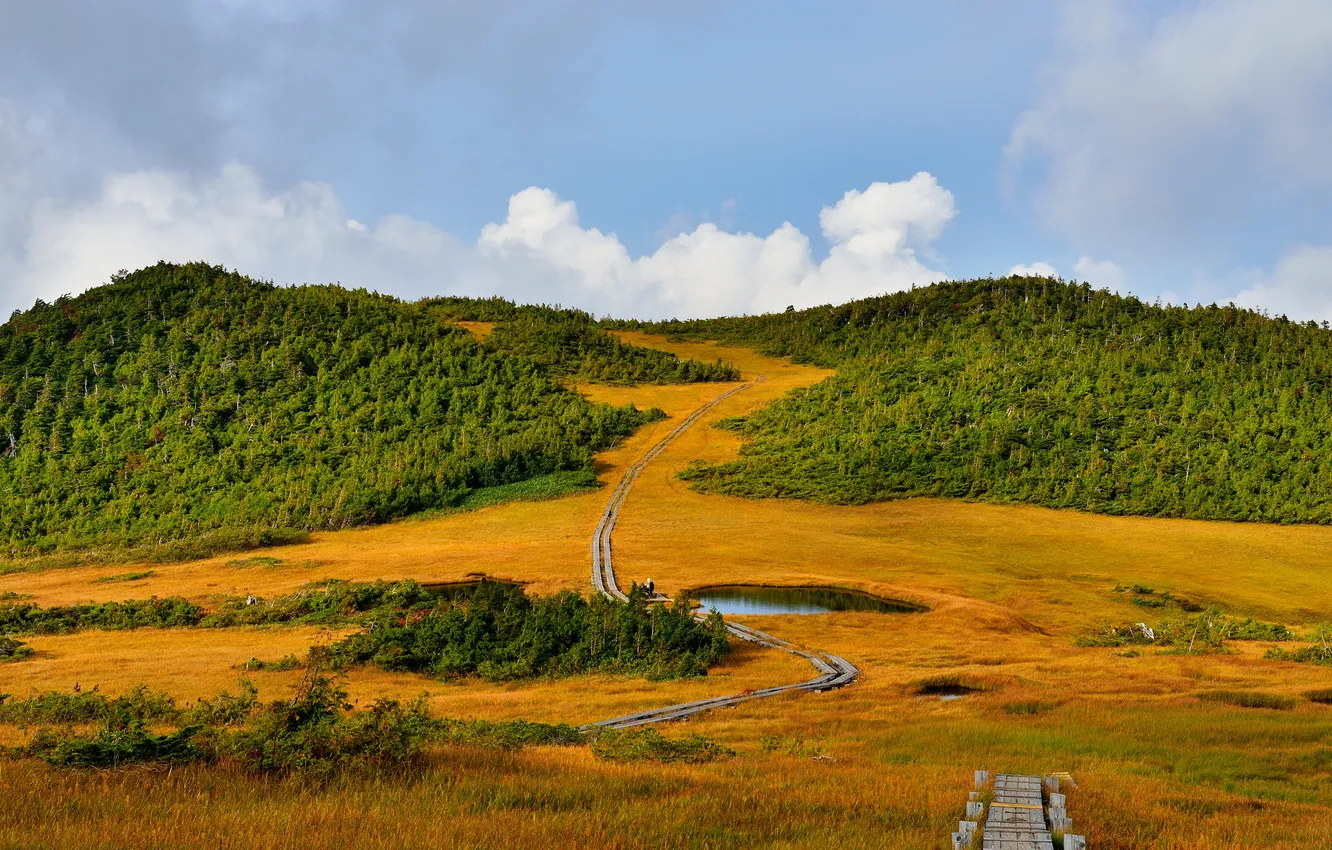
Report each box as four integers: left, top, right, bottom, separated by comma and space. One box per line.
236, 655, 303, 672
23, 723, 205, 768
0, 597, 202, 635
0, 636, 34, 663
1197, 690, 1297, 710
0, 684, 179, 726
328, 582, 729, 682
588, 728, 734, 763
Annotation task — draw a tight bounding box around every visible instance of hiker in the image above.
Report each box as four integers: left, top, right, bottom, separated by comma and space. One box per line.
645, 577, 655, 597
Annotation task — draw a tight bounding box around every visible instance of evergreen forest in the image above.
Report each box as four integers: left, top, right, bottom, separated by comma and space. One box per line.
621, 276, 1332, 524
0, 263, 732, 558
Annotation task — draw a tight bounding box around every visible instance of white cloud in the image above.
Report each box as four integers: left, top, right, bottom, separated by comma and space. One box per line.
1008, 0, 1332, 257
1008, 262, 1058, 278
1072, 256, 1125, 292
1232, 245, 1332, 321
3, 164, 957, 320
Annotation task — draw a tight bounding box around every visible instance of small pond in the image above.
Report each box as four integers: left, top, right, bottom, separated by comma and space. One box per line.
690, 585, 927, 616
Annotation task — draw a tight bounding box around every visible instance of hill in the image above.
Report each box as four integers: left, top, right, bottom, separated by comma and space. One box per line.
620, 276, 1332, 523
0, 263, 734, 559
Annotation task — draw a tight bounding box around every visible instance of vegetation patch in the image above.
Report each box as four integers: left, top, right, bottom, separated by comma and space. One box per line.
1196, 690, 1298, 710
1303, 688, 1332, 705
328, 582, 730, 682
0, 636, 34, 663
1077, 609, 1292, 653
0, 596, 203, 635
236, 654, 303, 672
92, 570, 156, 584
1113, 584, 1203, 612
588, 728, 734, 763
1263, 625, 1332, 665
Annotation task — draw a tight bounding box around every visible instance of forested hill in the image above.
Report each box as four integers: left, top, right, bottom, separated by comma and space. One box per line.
428, 297, 739, 385
0, 263, 728, 558
621, 277, 1332, 524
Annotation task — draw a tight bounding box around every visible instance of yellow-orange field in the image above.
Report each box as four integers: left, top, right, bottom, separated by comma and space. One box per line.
3, 334, 1332, 849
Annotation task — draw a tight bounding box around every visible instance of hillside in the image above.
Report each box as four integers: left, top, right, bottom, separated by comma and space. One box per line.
0, 263, 733, 558
621, 276, 1332, 524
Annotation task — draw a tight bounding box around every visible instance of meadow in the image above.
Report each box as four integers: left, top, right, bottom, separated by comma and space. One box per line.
3, 334, 1332, 848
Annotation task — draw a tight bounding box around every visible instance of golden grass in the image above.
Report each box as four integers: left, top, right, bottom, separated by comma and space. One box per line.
4, 332, 1332, 847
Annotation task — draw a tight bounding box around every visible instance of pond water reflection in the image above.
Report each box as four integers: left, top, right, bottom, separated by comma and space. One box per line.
691, 585, 926, 616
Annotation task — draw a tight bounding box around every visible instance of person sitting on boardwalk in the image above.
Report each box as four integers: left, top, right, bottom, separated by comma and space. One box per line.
645, 578, 655, 597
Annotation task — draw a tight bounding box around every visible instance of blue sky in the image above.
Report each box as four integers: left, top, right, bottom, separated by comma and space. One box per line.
2, 0, 1330, 319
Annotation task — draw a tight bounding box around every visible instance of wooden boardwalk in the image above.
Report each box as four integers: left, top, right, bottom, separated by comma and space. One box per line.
587, 374, 860, 730
982, 775, 1054, 850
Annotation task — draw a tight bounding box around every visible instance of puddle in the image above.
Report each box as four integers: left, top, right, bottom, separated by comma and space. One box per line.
690, 585, 927, 616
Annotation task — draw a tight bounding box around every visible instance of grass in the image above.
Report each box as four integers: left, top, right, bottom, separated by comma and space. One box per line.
2, 334, 1332, 847
1197, 690, 1299, 710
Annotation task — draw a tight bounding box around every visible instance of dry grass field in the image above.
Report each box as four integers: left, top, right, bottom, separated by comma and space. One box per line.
4, 333, 1332, 848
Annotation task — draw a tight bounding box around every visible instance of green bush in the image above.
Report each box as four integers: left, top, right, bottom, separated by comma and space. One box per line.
0, 636, 34, 662
1303, 688, 1332, 705
328, 582, 730, 682
0, 597, 202, 635
0, 684, 179, 726
23, 723, 205, 768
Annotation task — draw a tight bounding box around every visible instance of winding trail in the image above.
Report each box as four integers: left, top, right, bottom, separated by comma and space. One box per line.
588, 374, 860, 730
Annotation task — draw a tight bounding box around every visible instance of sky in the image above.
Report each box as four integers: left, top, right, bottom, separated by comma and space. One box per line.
1, 0, 1330, 320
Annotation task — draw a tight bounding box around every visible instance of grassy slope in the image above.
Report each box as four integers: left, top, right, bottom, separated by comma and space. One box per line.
3, 334, 1332, 848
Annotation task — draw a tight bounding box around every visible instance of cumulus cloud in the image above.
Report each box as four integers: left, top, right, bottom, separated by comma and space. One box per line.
1072, 256, 1125, 292
1008, 262, 1058, 278
2, 165, 957, 320
1232, 245, 1332, 322
1008, 0, 1332, 260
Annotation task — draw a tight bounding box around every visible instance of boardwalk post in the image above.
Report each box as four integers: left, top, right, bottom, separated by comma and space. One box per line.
1064, 835, 1086, 850
1048, 792, 1066, 809
965, 801, 984, 819
958, 820, 977, 844
974, 769, 990, 789
1043, 775, 1060, 793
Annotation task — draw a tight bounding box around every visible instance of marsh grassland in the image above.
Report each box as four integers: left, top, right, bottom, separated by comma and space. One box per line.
4, 335, 1332, 848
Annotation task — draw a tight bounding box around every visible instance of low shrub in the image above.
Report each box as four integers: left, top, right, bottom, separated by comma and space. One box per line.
588, 728, 734, 763
23, 723, 206, 768
0, 597, 202, 635
0, 636, 34, 663
0, 684, 180, 726
1078, 609, 1292, 652
436, 718, 585, 751
236, 654, 303, 672
1197, 690, 1297, 710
